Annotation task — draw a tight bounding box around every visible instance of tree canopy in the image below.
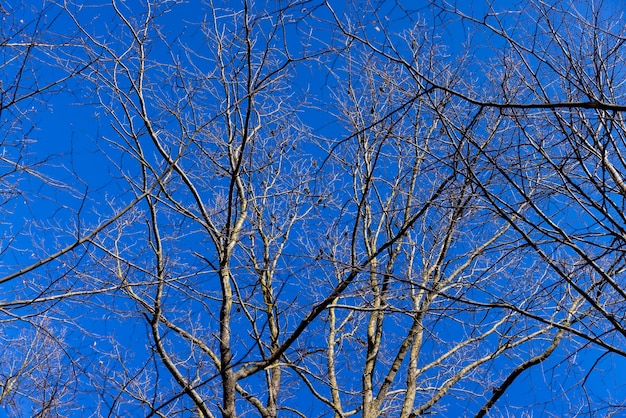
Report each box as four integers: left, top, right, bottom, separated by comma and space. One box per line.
1, 0, 626, 416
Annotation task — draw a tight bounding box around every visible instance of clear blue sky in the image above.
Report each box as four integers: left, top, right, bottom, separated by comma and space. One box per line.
2, 0, 626, 416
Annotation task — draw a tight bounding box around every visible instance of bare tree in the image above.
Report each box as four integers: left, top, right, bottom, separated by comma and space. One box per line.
2, 0, 626, 416
333, 0, 626, 415
294, 26, 586, 416
0, 1, 102, 415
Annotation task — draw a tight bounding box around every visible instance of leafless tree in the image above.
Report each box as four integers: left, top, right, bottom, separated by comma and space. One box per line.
331, 0, 626, 415
2, 0, 626, 417
0, 1, 100, 415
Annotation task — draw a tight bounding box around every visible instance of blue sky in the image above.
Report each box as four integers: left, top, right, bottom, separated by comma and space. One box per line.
1, 0, 626, 416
